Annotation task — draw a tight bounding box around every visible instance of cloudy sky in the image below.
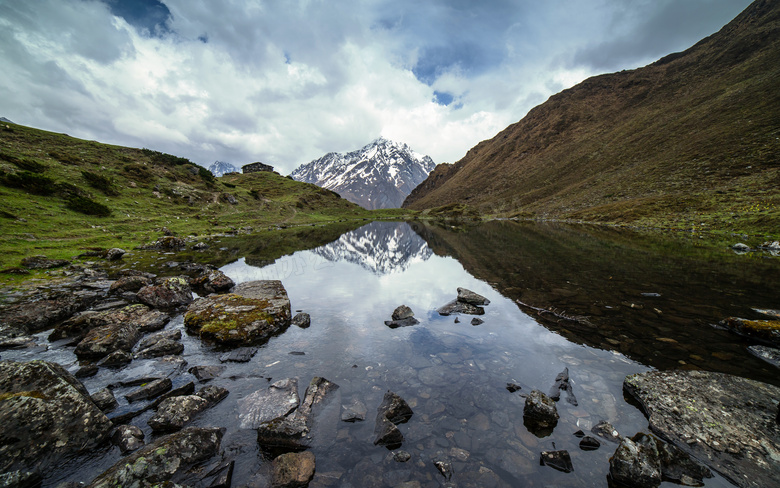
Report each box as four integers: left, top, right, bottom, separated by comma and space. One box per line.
0, 0, 751, 174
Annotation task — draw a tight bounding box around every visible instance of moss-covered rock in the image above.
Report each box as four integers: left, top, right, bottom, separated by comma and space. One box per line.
720, 317, 780, 347
184, 280, 291, 346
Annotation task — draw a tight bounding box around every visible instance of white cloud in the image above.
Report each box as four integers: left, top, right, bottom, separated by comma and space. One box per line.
0, 0, 752, 174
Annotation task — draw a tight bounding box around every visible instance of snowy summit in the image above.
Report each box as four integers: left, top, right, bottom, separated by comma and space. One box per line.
290, 137, 436, 210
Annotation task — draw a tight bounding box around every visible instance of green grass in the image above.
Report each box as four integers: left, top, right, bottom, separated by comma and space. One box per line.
0, 122, 419, 281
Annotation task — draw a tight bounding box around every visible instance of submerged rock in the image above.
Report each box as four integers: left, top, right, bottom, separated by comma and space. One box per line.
189, 365, 225, 382
91, 387, 119, 413
720, 317, 780, 347
137, 276, 193, 309
185, 280, 292, 346
272, 451, 316, 488
87, 426, 223, 488
96, 349, 133, 368
0, 360, 112, 474
134, 329, 183, 359
219, 346, 258, 363
384, 317, 420, 328
437, 299, 485, 316
341, 398, 367, 422
592, 420, 622, 444
125, 377, 172, 403
624, 370, 780, 488
548, 367, 578, 406
540, 450, 573, 473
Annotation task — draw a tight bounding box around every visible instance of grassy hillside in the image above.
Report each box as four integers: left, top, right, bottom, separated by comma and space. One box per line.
0, 122, 409, 271
404, 0, 780, 237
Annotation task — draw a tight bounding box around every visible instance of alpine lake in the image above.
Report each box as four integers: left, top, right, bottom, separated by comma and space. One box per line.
5, 220, 780, 487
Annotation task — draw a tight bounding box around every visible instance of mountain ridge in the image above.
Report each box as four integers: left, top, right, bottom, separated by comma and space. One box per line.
404, 0, 780, 234
208, 161, 239, 177
292, 138, 436, 210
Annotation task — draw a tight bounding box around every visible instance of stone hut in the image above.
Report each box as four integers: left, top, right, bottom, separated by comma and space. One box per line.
242, 162, 275, 174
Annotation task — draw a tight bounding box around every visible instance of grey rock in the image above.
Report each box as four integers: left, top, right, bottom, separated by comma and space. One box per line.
0, 471, 42, 488
291, 312, 311, 328
0, 360, 112, 474
592, 420, 622, 443
137, 276, 193, 309
125, 377, 172, 403
1, 289, 99, 336
341, 398, 367, 422
239, 378, 300, 429
457, 287, 490, 306
433, 460, 453, 480
540, 450, 573, 473
20, 255, 69, 269
74, 322, 141, 360
75, 364, 98, 378
731, 243, 750, 252
87, 427, 223, 488
91, 387, 119, 412
523, 390, 559, 437
108, 275, 152, 295
52, 304, 168, 341
374, 391, 413, 447
384, 317, 420, 328
624, 370, 780, 488
393, 450, 411, 462
548, 367, 578, 406
219, 346, 258, 363
139, 235, 187, 251
96, 349, 133, 368
470, 317, 484, 326
148, 395, 209, 432
747, 345, 780, 368
111, 425, 144, 453
190, 269, 234, 294
134, 331, 183, 359
437, 299, 485, 316
272, 451, 315, 488
193, 241, 209, 250
609, 434, 662, 488
105, 248, 125, 261
392, 305, 414, 321
188, 365, 225, 382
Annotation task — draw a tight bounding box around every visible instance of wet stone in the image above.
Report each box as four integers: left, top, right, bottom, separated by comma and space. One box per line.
291, 312, 311, 328
96, 349, 133, 368
75, 364, 99, 378
392, 305, 415, 321
148, 395, 208, 432
506, 382, 522, 393
437, 300, 485, 316
74, 323, 141, 361
457, 287, 490, 306
433, 460, 453, 480
190, 269, 234, 295
393, 450, 411, 463
134, 337, 183, 359
579, 435, 601, 451
220, 346, 258, 363
111, 425, 144, 454
523, 390, 559, 437
374, 391, 413, 448
609, 433, 662, 488
540, 450, 573, 473
108, 275, 151, 295
470, 317, 484, 326
341, 398, 367, 422
189, 365, 226, 382
591, 420, 622, 443
239, 378, 300, 429
747, 344, 780, 368
719, 317, 780, 347
272, 451, 315, 488
125, 377, 172, 403
91, 387, 119, 413
385, 317, 420, 328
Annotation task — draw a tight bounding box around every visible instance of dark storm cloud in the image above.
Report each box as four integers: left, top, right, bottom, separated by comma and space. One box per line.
571, 0, 753, 71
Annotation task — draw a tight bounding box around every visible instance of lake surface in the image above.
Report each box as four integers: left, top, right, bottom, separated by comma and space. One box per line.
8, 220, 779, 487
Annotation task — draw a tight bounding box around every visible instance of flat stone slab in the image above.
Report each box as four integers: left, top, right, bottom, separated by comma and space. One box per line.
748, 345, 780, 368
624, 370, 780, 488
238, 378, 300, 429
184, 280, 291, 346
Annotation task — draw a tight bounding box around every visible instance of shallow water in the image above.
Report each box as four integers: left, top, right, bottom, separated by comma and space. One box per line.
7, 220, 779, 487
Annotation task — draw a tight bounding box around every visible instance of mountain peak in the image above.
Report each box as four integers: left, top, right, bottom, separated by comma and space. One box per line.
207, 161, 239, 177
290, 139, 436, 210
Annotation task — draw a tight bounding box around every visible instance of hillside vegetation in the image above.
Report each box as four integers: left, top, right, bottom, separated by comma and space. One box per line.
404, 0, 780, 236
0, 122, 406, 271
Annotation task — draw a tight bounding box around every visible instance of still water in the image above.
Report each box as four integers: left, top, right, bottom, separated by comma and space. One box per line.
9, 220, 780, 487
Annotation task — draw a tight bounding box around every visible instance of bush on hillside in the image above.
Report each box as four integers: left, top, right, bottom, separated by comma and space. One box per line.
198, 166, 215, 183
141, 148, 191, 166
0, 171, 57, 195
65, 195, 112, 216
123, 163, 153, 182
48, 151, 81, 165
81, 170, 119, 196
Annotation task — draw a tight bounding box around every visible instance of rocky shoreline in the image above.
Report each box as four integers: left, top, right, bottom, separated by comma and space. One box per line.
1, 240, 779, 487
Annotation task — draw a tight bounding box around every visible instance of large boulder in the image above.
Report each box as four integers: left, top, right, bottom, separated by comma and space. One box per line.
624, 370, 780, 488
137, 276, 193, 309
74, 322, 141, 360
239, 378, 300, 429
86, 426, 223, 488
108, 275, 152, 295
0, 360, 113, 474
184, 280, 291, 346
0, 289, 100, 338
148, 385, 228, 432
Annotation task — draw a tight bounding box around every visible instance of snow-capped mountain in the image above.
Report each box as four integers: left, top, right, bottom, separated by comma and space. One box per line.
208, 161, 239, 177
290, 138, 436, 210
311, 221, 432, 275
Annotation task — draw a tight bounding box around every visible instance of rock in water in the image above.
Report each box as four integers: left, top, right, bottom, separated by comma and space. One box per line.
291, 312, 311, 328
523, 390, 559, 437
392, 305, 415, 320
272, 451, 315, 488
540, 450, 573, 473
624, 370, 780, 488
719, 317, 780, 347
87, 427, 223, 488
111, 425, 144, 454
436, 299, 485, 316
184, 280, 292, 346
747, 345, 780, 368
609, 434, 662, 488
457, 287, 490, 306
374, 391, 413, 447
137, 276, 193, 309
239, 378, 300, 429
0, 360, 112, 474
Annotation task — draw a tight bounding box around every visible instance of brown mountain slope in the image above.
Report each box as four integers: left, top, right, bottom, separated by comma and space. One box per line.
404, 0, 780, 234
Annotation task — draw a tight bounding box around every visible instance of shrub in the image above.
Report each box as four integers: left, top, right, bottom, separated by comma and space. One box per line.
11, 158, 47, 173
81, 170, 119, 196
123, 163, 153, 182
65, 195, 111, 216
222, 181, 236, 188
55, 182, 89, 198
141, 148, 191, 166
0, 171, 56, 195
48, 151, 81, 165
198, 166, 215, 183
